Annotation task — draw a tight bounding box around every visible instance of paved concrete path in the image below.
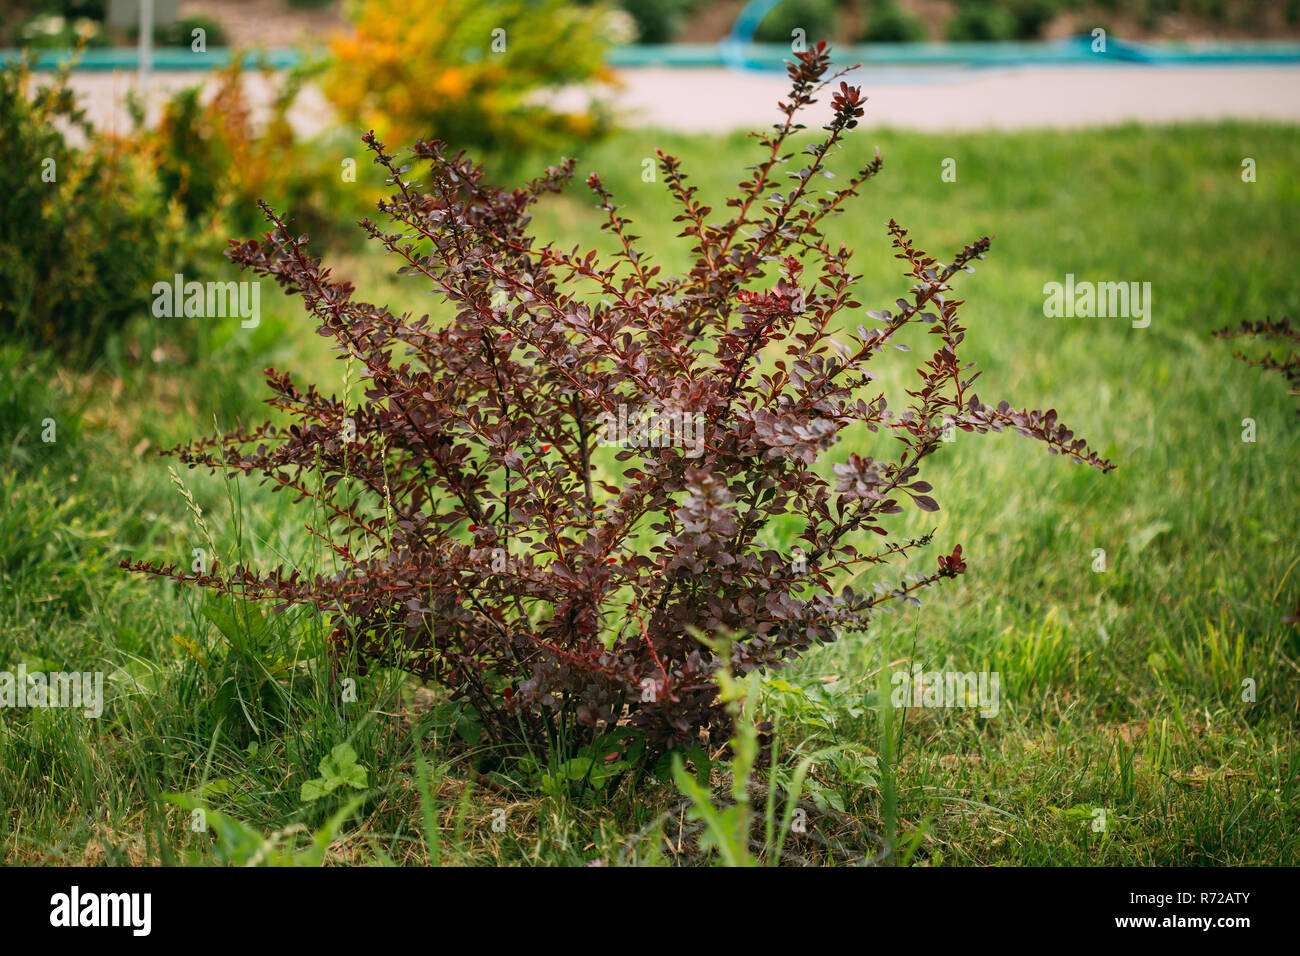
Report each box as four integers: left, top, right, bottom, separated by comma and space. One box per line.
607, 65, 1300, 131
62, 65, 1300, 137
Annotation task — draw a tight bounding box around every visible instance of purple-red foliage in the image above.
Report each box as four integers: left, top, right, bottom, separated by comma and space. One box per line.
1213, 316, 1300, 414
1214, 316, 1299, 624
124, 44, 1113, 756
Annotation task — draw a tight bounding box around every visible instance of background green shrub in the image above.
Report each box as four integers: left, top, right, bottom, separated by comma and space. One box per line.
754, 0, 838, 44
0, 56, 192, 358
946, 0, 1018, 41
617, 0, 699, 43
156, 15, 228, 48
860, 0, 926, 42
0, 53, 344, 363
1005, 0, 1060, 38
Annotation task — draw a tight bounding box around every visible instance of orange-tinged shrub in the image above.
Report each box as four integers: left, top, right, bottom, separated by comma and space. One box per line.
323, 0, 617, 158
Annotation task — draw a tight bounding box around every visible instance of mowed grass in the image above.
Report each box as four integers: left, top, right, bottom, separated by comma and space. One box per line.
2, 119, 1298, 865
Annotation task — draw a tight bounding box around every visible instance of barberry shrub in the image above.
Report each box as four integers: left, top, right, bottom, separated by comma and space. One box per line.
126, 44, 1113, 759
1213, 317, 1300, 414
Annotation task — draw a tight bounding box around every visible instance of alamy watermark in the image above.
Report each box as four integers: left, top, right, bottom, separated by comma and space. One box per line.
0, 665, 104, 718
1043, 274, 1151, 328
599, 404, 704, 457
891, 664, 1000, 718
49, 886, 150, 936
151, 273, 261, 328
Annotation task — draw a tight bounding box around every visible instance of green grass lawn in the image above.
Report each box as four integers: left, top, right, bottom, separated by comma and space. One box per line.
2, 119, 1298, 865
